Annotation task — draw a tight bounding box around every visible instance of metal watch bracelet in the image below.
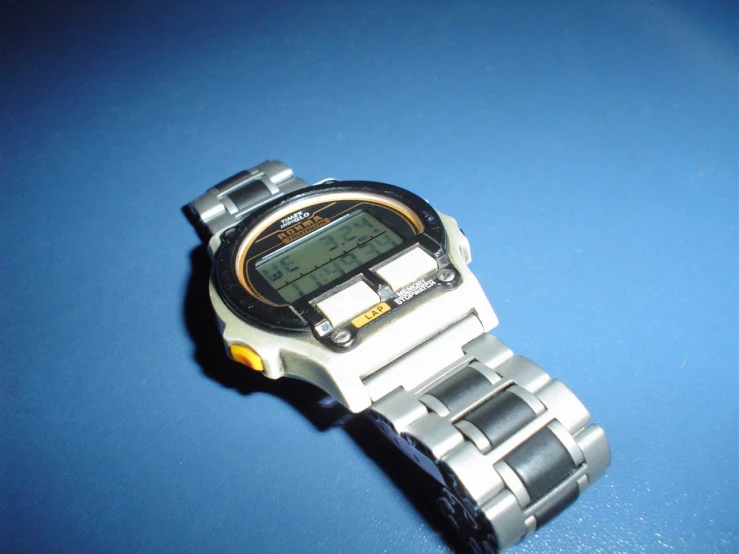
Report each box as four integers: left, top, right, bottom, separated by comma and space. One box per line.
185, 161, 309, 239
187, 161, 611, 552
369, 332, 611, 552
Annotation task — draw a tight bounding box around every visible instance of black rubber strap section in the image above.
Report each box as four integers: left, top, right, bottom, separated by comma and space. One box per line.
505, 427, 576, 502
428, 366, 491, 414
534, 481, 579, 527
226, 179, 272, 211
463, 390, 536, 447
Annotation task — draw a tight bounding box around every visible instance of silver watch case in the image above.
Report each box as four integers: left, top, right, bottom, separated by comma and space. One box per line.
206, 212, 498, 413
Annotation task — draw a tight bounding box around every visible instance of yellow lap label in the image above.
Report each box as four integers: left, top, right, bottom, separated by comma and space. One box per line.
351, 302, 391, 328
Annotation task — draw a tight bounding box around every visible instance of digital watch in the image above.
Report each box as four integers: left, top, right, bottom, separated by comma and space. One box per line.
184, 161, 611, 552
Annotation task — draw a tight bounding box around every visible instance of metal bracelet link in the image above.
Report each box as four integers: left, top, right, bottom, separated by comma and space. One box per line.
186, 160, 309, 238
370, 334, 611, 552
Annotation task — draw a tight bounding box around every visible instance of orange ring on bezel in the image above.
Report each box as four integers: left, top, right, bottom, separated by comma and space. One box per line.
234, 191, 425, 306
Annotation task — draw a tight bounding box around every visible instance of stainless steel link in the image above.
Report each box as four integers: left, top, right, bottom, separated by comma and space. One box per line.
370, 333, 611, 552
186, 160, 310, 238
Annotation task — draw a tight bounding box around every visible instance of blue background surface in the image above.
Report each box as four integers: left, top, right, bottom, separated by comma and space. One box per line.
1, 1, 736, 552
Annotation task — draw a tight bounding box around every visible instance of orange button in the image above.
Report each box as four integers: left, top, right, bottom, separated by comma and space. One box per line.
229, 344, 264, 371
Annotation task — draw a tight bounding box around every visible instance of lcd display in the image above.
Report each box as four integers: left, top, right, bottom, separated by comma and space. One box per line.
255, 210, 403, 302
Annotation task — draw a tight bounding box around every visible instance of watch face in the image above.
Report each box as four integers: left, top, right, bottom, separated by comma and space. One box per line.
214, 181, 447, 332
254, 210, 405, 303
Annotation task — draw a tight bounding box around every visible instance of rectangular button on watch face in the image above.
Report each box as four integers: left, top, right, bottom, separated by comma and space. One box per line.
374, 247, 438, 291
315, 281, 381, 327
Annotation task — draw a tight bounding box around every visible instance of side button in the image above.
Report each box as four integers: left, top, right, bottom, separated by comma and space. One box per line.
229, 344, 264, 371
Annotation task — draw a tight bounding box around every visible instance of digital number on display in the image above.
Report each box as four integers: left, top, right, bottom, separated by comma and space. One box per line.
255, 210, 403, 302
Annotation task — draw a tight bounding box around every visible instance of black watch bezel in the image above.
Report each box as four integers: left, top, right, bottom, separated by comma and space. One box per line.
213, 180, 447, 332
